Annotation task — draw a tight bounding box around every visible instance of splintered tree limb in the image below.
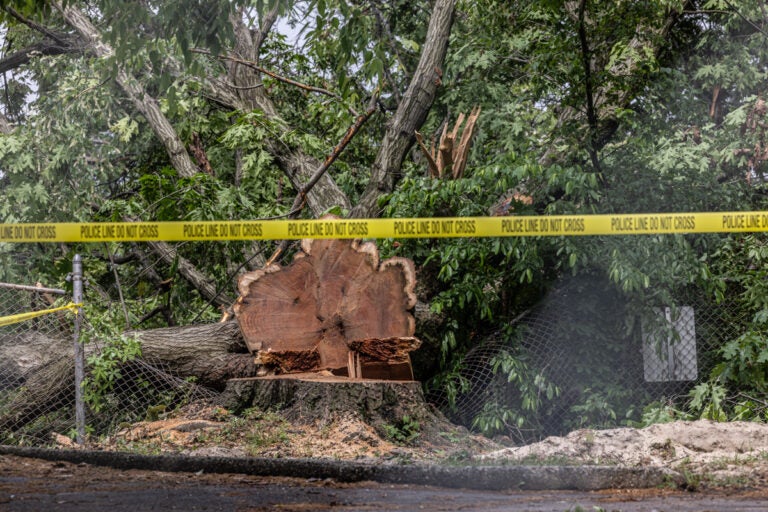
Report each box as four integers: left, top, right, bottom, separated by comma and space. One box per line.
414, 131, 439, 177
453, 105, 481, 179
437, 122, 452, 177
415, 106, 480, 179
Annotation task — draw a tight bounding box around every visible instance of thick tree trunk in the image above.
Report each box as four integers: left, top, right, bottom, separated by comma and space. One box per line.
221, 374, 433, 429
57, 3, 200, 179
0, 322, 255, 435
234, 237, 418, 378
221, 12, 352, 216
352, 0, 457, 218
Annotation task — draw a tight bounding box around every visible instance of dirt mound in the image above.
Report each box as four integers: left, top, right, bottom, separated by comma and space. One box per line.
483, 420, 768, 466
482, 420, 768, 487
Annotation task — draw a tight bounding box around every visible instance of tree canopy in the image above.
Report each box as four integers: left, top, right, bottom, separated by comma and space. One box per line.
3, 0, 768, 434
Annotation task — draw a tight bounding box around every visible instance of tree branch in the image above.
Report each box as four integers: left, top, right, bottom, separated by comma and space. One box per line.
266, 96, 380, 265
55, 2, 200, 179
194, 49, 358, 116
577, 0, 603, 175
2, 6, 70, 45
146, 239, 234, 309
351, 0, 457, 218
0, 37, 85, 74
253, 3, 280, 59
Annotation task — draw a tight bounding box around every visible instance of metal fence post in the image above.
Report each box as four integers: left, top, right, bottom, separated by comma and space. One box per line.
72, 254, 86, 444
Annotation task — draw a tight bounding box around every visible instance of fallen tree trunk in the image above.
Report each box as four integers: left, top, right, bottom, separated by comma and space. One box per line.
0, 322, 256, 436
129, 321, 256, 388
234, 235, 420, 379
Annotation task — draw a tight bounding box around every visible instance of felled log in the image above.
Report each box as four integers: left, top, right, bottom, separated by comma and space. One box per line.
130, 322, 257, 388
0, 322, 256, 435
234, 234, 420, 379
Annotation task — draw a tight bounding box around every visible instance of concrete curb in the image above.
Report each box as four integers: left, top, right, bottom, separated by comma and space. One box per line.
0, 445, 679, 491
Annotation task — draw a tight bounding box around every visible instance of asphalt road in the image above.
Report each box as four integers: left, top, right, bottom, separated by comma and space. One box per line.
3, 455, 768, 511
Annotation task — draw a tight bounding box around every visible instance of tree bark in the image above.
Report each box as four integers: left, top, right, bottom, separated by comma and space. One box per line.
56, 3, 200, 179
0, 113, 11, 134
221, 374, 433, 428
0, 322, 255, 435
130, 322, 256, 388
352, 0, 457, 218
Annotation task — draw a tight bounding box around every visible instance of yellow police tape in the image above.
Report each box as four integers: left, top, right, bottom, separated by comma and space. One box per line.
1, 211, 767, 242
0, 302, 82, 328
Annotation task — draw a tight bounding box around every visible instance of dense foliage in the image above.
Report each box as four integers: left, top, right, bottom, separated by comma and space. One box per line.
3, 0, 768, 436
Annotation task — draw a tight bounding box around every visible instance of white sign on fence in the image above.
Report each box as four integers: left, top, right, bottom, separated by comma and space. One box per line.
642, 306, 697, 382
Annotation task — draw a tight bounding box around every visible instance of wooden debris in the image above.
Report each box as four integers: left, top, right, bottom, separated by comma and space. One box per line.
416, 105, 481, 179
347, 336, 422, 364
259, 349, 321, 374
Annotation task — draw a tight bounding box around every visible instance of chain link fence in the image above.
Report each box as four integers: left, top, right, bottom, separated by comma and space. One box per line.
0, 272, 216, 447
429, 275, 749, 443
0, 258, 755, 448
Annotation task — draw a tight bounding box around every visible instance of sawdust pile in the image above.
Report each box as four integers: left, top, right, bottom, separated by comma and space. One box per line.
483, 420, 768, 475
92, 401, 493, 462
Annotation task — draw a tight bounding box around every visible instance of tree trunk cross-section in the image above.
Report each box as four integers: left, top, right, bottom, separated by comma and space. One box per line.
233, 233, 419, 380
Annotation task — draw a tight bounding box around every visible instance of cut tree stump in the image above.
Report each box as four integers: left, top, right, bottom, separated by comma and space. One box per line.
234, 232, 420, 380
221, 373, 435, 428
